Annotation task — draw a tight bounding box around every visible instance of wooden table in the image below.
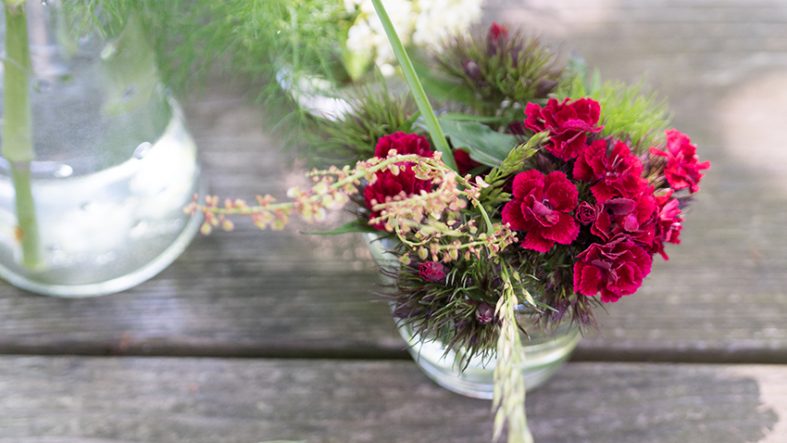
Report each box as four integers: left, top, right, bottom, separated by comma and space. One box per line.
1, 1, 786, 441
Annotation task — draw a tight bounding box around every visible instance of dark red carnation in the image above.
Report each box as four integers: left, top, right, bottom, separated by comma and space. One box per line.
419, 261, 447, 283
649, 129, 710, 193
573, 238, 653, 303
364, 167, 432, 231
453, 149, 482, 176
591, 191, 658, 248
651, 189, 683, 260
576, 201, 598, 225
524, 98, 602, 161
374, 132, 433, 158
573, 139, 646, 202
501, 170, 579, 253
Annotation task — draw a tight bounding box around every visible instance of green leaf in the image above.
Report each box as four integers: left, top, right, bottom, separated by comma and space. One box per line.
301, 219, 376, 236
411, 55, 479, 107
437, 117, 519, 167
438, 112, 502, 124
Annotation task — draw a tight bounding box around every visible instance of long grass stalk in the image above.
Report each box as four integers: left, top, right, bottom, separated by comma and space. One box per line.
3, 1, 41, 269
369, 0, 457, 172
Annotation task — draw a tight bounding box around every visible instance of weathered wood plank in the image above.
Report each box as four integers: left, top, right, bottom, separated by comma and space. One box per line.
0, 357, 783, 443
0, 0, 785, 361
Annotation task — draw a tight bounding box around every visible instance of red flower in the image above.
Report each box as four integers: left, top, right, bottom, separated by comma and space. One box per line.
374, 132, 433, 158
573, 238, 653, 303
488, 22, 509, 43
576, 201, 598, 225
651, 190, 683, 260
364, 167, 432, 231
453, 149, 481, 176
573, 139, 645, 202
487, 22, 509, 55
501, 170, 579, 253
650, 129, 710, 193
591, 193, 657, 248
419, 261, 447, 283
524, 98, 603, 161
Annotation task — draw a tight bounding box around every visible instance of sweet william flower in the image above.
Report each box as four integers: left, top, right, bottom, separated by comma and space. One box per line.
591, 192, 658, 248
364, 167, 432, 231
573, 238, 653, 303
651, 189, 683, 260
501, 170, 579, 253
419, 261, 447, 283
374, 132, 433, 158
574, 139, 646, 203
576, 201, 598, 225
524, 98, 603, 161
650, 129, 710, 193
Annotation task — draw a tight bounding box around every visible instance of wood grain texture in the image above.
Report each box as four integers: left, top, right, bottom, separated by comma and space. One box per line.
0, 0, 784, 362
0, 357, 783, 443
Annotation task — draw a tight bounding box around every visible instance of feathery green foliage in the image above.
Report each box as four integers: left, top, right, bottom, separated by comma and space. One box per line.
391, 255, 505, 367
434, 29, 560, 124
556, 63, 671, 152
308, 86, 418, 165
61, 0, 357, 134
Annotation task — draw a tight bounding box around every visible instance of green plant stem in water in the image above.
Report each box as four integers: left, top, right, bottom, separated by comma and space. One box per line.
369, 0, 457, 172
3, 2, 41, 270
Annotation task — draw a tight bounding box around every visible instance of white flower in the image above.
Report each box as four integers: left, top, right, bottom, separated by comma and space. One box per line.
345, 0, 483, 76
413, 0, 483, 48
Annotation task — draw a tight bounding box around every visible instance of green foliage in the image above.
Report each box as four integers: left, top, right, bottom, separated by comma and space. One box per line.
308, 86, 418, 165
61, 1, 356, 114
392, 254, 507, 366
556, 60, 671, 152
433, 29, 561, 123
480, 132, 548, 208
436, 116, 520, 167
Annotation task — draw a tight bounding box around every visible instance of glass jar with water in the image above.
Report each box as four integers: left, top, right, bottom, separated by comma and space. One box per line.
0, 1, 202, 296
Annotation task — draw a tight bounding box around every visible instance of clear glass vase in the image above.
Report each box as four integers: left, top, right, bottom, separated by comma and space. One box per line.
0, 1, 201, 297
365, 233, 581, 399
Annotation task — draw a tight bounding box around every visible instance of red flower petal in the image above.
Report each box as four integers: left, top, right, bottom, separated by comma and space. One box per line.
501, 199, 528, 231
542, 213, 579, 245
511, 169, 545, 199
521, 232, 555, 253
544, 171, 578, 211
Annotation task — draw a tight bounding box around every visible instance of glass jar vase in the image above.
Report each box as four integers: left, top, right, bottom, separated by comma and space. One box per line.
0, 1, 201, 297
365, 233, 581, 399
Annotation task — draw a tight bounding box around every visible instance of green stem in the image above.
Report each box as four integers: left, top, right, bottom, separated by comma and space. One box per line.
3, 1, 41, 270
369, 0, 457, 172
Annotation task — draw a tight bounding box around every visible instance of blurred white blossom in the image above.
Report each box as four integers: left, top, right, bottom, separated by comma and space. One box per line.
345, 0, 483, 76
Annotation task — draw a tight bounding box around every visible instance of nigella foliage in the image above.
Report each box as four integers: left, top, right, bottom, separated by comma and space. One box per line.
555, 60, 672, 152
387, 247, 598, 364
431, 23, 562, 126
388, 253, 509, 366
307, 84, 418, 165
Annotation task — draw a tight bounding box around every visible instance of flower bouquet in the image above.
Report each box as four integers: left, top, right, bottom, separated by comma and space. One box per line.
191, 3, 709, 441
